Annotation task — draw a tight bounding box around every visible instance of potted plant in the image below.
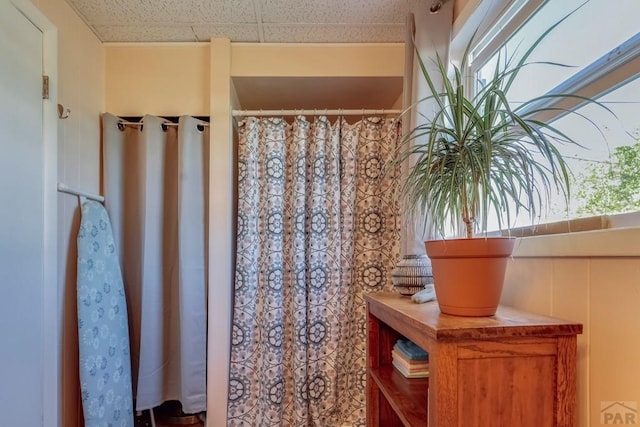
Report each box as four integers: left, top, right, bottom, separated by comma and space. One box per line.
397, 24, 602, 316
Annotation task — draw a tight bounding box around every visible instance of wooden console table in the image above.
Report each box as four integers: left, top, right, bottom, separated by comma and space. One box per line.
365, 292, 583, 427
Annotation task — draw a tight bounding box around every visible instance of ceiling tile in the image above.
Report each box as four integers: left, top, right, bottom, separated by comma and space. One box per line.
260, 0, 410, 24
192, 24, 260, 42
66, 0, 416, 43
184, 0, 256, 24
66, 0, 256, 25
94, 25, 199, 42
263, 24, 405, 43
66, 0, 180, 25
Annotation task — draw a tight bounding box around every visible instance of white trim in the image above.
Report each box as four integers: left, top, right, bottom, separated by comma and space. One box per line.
207, 37, 233, 427
468, 0, 546, 68
516, 33, 640, 118
104, 41, 404, 48
10, 1, 59, 426
103, 41, 210, 47
57, 182, 105, 203
450, 0, 515, 63
231, 108, 401, 117
513, 227, 640, 258
464, 0, 640, 114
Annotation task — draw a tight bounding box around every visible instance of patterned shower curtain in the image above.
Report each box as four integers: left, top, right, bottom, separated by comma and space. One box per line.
228, 116, 400, 426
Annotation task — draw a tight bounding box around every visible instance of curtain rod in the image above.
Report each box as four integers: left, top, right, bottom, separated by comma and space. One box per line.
231, 109, 402, 117
57, 183, 105, 203
118, 120, 210, 127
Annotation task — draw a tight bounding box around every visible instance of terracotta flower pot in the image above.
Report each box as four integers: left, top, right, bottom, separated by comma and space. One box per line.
425, 238, 515, 316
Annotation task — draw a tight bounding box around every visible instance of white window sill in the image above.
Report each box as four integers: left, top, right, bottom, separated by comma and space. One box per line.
512, 226, 640, 258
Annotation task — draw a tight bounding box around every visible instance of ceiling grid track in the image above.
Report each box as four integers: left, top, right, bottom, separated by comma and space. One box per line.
190, 26, 200, 42
252, 0, 265, 42
63, 0, 103, 41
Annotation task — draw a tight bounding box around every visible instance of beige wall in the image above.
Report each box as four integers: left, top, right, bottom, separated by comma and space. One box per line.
104, 42, 403, 116
504, 229, 640, 427
230, 43, 403, 77
105, 43, 210, 116
31, 0, 105, 426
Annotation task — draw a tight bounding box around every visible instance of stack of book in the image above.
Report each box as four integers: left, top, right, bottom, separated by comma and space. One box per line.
392, 339, 429, 378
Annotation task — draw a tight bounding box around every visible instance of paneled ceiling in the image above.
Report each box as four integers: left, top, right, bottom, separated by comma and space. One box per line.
65, 0, 431, 43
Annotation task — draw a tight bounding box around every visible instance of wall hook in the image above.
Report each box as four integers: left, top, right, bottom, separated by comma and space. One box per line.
430, 0, 445, 14
57, 103, 71, 119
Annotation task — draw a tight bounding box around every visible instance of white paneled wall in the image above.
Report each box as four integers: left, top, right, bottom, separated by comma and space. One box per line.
31, 0, 105, 426
503, 230, 640, 427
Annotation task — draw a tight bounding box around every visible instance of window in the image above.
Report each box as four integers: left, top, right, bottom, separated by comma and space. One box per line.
465, 0, 640, 229
551, 76, 640, 220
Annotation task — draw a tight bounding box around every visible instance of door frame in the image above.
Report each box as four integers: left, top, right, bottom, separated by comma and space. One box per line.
9, 1, 59, 425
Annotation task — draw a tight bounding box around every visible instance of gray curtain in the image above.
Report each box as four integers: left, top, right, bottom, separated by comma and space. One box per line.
101, 113, 208, 413
227, 116, 401, 426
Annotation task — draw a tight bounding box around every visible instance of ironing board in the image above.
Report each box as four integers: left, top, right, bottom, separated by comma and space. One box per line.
77, 200, 134, 427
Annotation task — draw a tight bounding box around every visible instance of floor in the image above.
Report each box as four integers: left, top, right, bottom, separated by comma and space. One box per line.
156, 422, 203, 427
135, 410, 204, 427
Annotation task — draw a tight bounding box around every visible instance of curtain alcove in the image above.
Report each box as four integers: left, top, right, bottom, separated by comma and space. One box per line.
101, 113, 209, 414
227, 115, 401, 426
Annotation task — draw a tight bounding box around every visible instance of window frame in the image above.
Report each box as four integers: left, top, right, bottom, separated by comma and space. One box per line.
451, 0, 640, 234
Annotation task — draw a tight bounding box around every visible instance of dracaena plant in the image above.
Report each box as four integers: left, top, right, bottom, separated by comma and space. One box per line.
397, 22, 603, 239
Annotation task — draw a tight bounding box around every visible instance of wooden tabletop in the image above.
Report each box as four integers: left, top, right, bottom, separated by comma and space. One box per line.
365, 292, 583, 341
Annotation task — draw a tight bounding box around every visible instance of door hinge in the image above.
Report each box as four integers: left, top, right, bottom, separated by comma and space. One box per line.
42, 75, 49, 99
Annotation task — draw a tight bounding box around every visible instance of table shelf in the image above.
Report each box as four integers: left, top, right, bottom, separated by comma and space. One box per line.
365, 292, 582, 427
369, 365, 428, 426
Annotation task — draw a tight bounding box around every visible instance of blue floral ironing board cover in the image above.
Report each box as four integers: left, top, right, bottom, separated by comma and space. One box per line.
77, 200, 134, 427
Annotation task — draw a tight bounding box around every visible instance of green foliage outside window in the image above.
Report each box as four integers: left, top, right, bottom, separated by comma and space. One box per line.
576, 138, 640, 215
